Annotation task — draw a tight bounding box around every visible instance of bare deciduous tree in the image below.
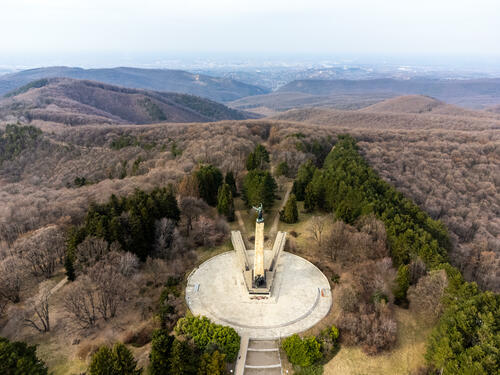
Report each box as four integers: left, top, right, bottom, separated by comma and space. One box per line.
179, 197, 207, 236
88, 258, 128, 320
0, 256, 26, 303
75, 237, 109, 272
15, 225, 66, 279
308, 216, 327, 246
154, 218, 179, 258
178, 174, 199, 198
23, 281, 54, 333
325, 220, 347, 261
407, 270, 448, 321
116, 251, 139, 277
63, 276, 98, 329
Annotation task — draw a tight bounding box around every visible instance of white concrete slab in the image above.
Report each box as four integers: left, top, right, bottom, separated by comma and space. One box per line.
186, 251, 332, 339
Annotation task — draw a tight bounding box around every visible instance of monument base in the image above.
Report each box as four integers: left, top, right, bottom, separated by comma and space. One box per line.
243, 269, 274, 295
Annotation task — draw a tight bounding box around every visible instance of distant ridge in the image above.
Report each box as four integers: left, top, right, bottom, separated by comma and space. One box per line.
277, 78, 500, 109
486, 103, 500, 114
0, 66, 269, 102
359, 95, 444, 113
361, 95, 500, 119
0, 77, 257, 125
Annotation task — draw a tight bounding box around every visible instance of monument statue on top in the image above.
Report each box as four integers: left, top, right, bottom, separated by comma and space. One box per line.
252, 203, 264, 223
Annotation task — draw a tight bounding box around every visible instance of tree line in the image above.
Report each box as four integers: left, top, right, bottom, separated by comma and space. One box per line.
292, 134, 498, 374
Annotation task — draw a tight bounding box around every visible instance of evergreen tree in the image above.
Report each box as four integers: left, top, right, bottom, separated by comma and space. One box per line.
217, 183, 235, 222
242, 170, 277, 209
394, 264, 410, 305
224, 171, 237, 197
112, 343, 141, 375
149, 330, 174, 375
0, 337, 48, 375
88, 346, 115, 375
275, 161, 289, 177
246, 144, 269, 170
195, 165, 223, 206
292, 160, 316, 201
64, 251, 76, 281
169, 339, 196, 375
67, 187, 180, 261
426, 284, 499, 375
280, 194, 298, 223
245, 152, 256, 171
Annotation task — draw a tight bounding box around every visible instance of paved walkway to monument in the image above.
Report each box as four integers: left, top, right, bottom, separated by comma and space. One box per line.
185, 250, 332, 339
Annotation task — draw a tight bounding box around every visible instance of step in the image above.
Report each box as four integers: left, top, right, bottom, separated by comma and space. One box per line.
245, 351, 280, 367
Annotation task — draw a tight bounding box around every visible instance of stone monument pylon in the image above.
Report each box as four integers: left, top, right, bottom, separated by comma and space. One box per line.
253, 204, 265, 287
230, 203, 287, 296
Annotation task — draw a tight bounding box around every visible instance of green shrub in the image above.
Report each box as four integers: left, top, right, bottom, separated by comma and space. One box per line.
197, 350, 226, 375
282, 334, 322, 367
175, 316, 240, 362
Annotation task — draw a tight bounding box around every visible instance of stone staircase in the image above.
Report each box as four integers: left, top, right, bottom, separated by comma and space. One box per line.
237, 338, 282, 375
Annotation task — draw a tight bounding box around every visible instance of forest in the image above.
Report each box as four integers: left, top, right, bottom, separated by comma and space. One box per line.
291, 135, 498, 373
0, 118, 498, 374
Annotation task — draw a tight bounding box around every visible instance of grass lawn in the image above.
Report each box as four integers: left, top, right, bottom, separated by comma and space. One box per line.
323, 308, 432, 375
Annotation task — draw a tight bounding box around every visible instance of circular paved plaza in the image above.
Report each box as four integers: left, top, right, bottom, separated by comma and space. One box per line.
185, 250, 332, 339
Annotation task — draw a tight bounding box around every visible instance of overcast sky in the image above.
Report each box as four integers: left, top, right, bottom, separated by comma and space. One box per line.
1, 0, 499, 65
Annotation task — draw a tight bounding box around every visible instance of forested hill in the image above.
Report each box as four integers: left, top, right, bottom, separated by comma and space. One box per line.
0, 66, 269, 102
0, 78, 257, 125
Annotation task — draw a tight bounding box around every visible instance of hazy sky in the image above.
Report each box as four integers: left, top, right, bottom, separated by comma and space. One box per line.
1, 0, 499, 63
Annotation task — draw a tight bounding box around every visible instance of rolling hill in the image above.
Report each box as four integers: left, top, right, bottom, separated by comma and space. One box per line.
486, 103, 500, 114
228, 91, 394, 114
277, 78, 500, 109
0, 66, 269, 102
359, 95, 500, 119
0, 78, 256, 125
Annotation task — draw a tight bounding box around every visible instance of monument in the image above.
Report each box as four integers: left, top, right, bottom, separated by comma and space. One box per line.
231, 203, 287, 295
185, 202, 332, 338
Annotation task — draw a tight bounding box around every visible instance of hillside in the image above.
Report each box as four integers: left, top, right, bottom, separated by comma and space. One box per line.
360, 95, 500, 119
0, 117, 498, 374
0, 78, 256, 125
487, 103, 500, 114
274, 106, 500, 131
277, 78, 500, 109
228, 91, 394, 114
0, 66, 269, 102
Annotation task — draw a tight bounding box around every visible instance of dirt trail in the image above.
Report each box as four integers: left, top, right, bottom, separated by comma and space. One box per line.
269, 182, 292, 237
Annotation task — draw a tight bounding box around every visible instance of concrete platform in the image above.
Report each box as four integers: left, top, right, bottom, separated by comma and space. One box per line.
186, 250, 332, 339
